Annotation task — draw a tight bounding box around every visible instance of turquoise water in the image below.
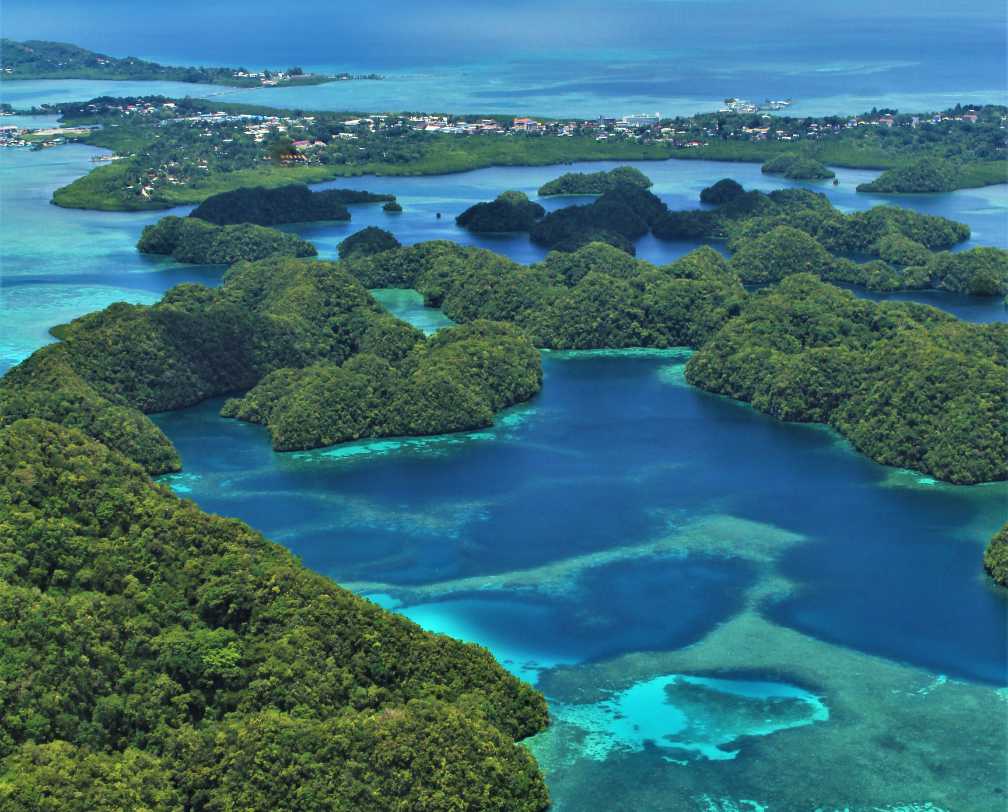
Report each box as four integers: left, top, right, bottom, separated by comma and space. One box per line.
9, 75, 1004, 121
2, 140, 1007, 808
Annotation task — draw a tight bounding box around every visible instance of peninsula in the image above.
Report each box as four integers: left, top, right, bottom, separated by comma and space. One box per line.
0, 39, 380, 86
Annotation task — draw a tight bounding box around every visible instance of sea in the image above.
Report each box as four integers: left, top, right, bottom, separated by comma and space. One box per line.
1, 22, 1007, 804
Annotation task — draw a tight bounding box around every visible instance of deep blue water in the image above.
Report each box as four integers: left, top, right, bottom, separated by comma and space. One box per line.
153, 353, 1008, 686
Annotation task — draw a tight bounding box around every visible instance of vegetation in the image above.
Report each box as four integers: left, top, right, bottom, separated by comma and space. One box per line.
684, 274, 1007, 484
137, 216, 317, 264
456, 191, 546, 233
190, 184, 393, 226
761, 154, 835, 180
344, 240, 745, 350
529, 186, 669, 253
983, 524, 1008, 587
37, 96, 1007, 211
0, 417, 550, 810
0, 254, 547, 472
221, 321, 542, 450
857, 156, 959, 193
347, 234, 1006, 486
338, 226, 401, 260
699, 178, 745, 205
913, 247, 1008, 296
728, 225, 835, 283
649, 180, 983, 293
383, 200, 403, 213
537, 166, 652, 196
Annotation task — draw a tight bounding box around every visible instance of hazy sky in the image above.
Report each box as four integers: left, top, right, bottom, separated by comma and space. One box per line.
2, 0, 1006, 71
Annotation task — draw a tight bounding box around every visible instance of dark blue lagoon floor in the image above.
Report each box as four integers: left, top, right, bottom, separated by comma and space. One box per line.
155, 349, 1008, 810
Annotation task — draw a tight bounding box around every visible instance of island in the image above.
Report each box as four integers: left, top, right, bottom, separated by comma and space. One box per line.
456, 191, 546, 232
188, 183, 394, 226
647, 179, 1008, 294
537, 166, 653, 195
0, 254, 541, 473
855, 155, 976, 193
137, 216, 317, 263
0, 39, 380, 87
338, 225, 402, 259
0, 417, 550, 810
984, 524, 1008, 586
760, 154, 835, 180
221, 319, 542, 451
343, 236, 1006, 487
19, 94, 1004, 212
4, 157, 1007, 572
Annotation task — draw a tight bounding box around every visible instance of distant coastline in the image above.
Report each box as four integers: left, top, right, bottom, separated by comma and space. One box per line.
12, 95, 1001, 212
0, 38, 383, 88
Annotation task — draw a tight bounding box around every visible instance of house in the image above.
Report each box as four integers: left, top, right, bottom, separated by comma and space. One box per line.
512, 117, 542, 132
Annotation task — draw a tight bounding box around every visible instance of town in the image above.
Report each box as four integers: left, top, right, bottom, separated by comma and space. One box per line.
4, 94, 1003, 208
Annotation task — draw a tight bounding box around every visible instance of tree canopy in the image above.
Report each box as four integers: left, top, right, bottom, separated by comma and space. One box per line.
983, 524, 1008, 587
685, 274, 1008, 484
137, 216, 317, 264
537, 166, 653, 196
761, 154, 835, 180
856, 156, 959, 193
0, 418, 550, 811
221, 320, 542, 451
338, 226, 401, 259
455, 191, 546, 233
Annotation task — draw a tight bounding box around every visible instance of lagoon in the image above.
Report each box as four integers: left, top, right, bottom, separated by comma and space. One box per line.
152, 349, 1008, 810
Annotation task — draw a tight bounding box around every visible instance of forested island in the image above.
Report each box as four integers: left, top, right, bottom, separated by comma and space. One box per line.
856, 156, 961, 193
984, 524, 1008, 586
137, 216, 317, 263
189, 184, 394, 225
456, 191, 546, 232
343, 236, 1006, 486
0, 416, 550, 809
452, 175, 1007, 296
0, 256, 541, 474
537, 166, 653, 195
2, 178, 1006, 806
221, 319, 541, 450
338, 225, 402, 258
136, 184, 401, 263
25, 95, 1006, 211
0, 39, 373, 86
760, 154, 835, 180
